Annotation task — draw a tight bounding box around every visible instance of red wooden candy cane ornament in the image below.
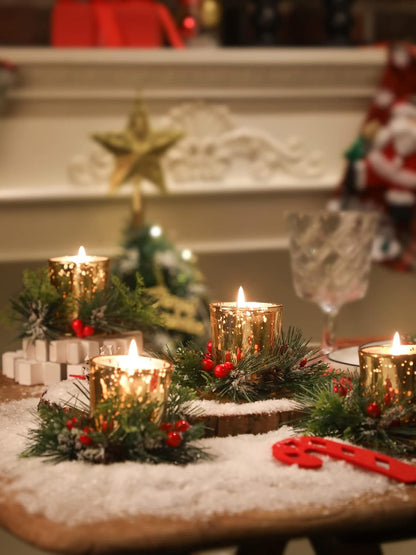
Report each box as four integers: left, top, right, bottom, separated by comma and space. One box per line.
272, 437, 416, 483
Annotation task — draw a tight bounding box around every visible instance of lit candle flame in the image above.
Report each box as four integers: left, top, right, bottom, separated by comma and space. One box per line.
76, 245, 88, 263
128, 339, 139, 358
127, 339, 139, 374
237, 286, 246, 308
391, 332, 402, 355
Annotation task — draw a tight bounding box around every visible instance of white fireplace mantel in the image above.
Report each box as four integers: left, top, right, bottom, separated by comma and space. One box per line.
0, 47, 386, 261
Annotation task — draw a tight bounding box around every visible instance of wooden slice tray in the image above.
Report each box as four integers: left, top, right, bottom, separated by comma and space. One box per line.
186, 400, 305, 437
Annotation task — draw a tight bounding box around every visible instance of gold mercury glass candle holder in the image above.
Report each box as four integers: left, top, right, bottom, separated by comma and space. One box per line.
48, 247, 110, 302
210, 298, 283, 365
89, 354, 173, 422
359, 337, 416, 398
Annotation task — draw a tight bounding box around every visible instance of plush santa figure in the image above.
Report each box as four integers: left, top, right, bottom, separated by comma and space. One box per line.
340, 43, 416, 270
358, 101, 416, 196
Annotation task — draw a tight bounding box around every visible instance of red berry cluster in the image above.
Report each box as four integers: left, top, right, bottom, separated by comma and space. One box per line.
365, 379, 398, 420
71, 319, 95, 338
66, 415, 94, 446
366, 402, 381, 419
201, 340, 214, 371
160, 419, 191, 448
201, 340, 235, 379
333, 376, 353, 397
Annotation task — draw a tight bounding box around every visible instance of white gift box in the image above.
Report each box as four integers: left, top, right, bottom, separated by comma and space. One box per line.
16, 360, 43, 386
2, 352, 21, 379
42, 362, 65, 385
66, 341, 83, 364
49, 340, 69, 363
3, 330, 144, 386
66, 363, 87, 380
35, 340, 49, 362
102, 339, 119, 355
81, 339, 100, 360
111, 338, 130, 355
22, 338, 36, 360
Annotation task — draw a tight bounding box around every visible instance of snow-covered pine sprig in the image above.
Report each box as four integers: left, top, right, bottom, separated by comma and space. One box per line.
22, 381, 209, 465
295, 376, 416, 456
7, 268, 69, 341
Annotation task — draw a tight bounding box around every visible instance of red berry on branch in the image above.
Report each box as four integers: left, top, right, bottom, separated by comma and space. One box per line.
166, 431, 182, 448
71, 319, 84, 332
66, 419, 74, 430
366, 402, 381, 418
174, 419, 190, 432
160, 422, 173, 431
80, 427, 93, 446
206, 340, 212, 353
225, 352, 231, 362
202, 358, 214, 372
223, 361, 235, 371
101, 420, 114, 433
299, 358, 307, 368
71, 416, 79, 425
204, 352, 212, 360
71, 318, 83, 330
214, 363, 231, 378
236, 348, 242, 362
80, 435, 92, 446
83, 325, 95, 337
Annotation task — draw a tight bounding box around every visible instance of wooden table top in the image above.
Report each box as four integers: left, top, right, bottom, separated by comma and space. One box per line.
1, 373, 416, 555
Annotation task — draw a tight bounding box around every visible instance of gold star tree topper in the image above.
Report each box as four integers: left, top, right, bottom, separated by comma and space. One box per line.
92, 98, 183, 222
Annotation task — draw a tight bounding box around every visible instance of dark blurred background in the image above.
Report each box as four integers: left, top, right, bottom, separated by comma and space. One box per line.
0, 0, 415, 48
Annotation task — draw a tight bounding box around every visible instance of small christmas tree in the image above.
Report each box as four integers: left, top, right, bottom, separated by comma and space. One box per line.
92, 98, 209, 350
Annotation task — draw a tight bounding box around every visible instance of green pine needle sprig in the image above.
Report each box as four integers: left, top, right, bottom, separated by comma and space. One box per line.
77, 273, 161, 334
6, 268, 70, 340
7, 269, 161, 341
296, 376, 416, 456
22, 381, 209, 465
171, 328, 330, 403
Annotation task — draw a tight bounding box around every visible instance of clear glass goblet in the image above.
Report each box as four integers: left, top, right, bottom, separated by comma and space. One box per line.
286, 210, 378, 354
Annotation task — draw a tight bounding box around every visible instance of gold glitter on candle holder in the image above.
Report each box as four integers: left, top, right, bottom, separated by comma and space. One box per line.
359, 340, 416, 398
89, 354, 173, 421
210, 300, 283, 365
48, 247, 110, 322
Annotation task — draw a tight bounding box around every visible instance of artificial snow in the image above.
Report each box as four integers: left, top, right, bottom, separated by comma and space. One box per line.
42, 380, 300, 416
0, 398, 407, 526
185, 398, 300, 416
41, 378, 89, 409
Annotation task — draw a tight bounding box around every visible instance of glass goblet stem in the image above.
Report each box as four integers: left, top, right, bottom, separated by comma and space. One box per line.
321, 309, 338, 354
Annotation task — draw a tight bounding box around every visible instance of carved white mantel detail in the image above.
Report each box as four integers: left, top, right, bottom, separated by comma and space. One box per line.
68, 101, 324, 192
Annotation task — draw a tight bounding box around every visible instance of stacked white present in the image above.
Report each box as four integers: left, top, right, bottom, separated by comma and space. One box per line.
2, 331, 143, 386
